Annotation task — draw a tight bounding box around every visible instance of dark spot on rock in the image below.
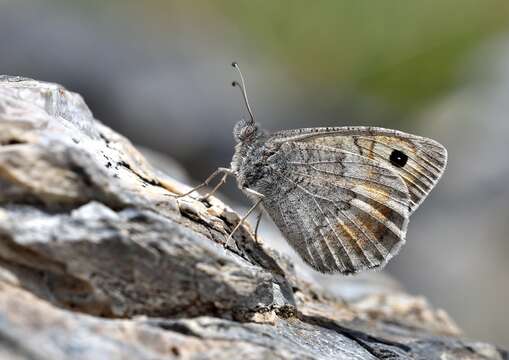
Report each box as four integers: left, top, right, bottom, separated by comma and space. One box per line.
70, 164, 93, 186
99, 133, 111, 145
117, 160, 130, 169
1, 138, 25, 146
171, 347, 180, 356
156, 322, 195, 336
217, 259, 226, 266
116, 161, 161, 186
390, 150, 408, 168
105, 162, 112, 168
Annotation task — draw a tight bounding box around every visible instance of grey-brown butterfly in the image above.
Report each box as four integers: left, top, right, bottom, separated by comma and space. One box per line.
178, 63, 447, 275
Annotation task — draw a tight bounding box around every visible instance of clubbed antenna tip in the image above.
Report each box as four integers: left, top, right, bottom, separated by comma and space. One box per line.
231, 62, 255, 123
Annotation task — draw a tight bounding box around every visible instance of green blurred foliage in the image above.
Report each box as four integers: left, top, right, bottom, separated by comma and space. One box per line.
102, 0, 509, 115
211, 0, 509, 113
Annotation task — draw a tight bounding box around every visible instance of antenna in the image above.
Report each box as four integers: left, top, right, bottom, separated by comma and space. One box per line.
231, 62, 255, 124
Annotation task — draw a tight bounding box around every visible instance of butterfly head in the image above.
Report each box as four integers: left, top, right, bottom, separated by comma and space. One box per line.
233, 118, 259, 143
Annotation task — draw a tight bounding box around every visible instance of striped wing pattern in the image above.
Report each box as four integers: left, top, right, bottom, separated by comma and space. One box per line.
271, 127, 448, 214
262, 127, 447, 274
262, 141, 411, 274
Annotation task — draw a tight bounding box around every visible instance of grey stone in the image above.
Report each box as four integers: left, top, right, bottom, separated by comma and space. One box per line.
0, 75, 505, 359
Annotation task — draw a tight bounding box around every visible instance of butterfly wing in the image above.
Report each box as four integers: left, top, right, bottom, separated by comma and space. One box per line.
270, 127, 447, 214
260, 141, 410, 274
254, 127, 446, 274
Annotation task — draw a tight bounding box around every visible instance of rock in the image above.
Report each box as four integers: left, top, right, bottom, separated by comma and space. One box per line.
0, 75, 505, 359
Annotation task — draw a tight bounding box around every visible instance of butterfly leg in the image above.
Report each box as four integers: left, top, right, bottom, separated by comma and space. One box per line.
225, 194, 264, 248
174, 167, 233, 199
254, 210, 263, 242
243, 187, 264, 198
200, 172, 229, 201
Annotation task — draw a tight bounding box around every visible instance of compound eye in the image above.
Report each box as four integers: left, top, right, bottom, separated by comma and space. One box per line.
390, 149, 408, 168
240, 125, 255, 139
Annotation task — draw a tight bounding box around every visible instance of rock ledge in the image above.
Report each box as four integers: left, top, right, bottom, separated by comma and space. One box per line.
0, 76, 505, 359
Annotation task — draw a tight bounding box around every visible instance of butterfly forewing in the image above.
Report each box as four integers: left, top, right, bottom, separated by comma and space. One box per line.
261, 141, 411, 274
270, 127, 447, 214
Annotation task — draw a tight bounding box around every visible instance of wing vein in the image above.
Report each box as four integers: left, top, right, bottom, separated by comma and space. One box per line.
284, 176, 402, 268
276, 171, 404, 241
350, 198, 403, 238
354, 143, 430, 194
308, 166, 406, 204
328, 207, 374, 267
355, 136, 444, 173
338, 207, 389, 260
354, 142, 435, 187
311, 200, 347, 271
292, 171, 408, 212
277, 200, 317, 268
284, 177, 352, 270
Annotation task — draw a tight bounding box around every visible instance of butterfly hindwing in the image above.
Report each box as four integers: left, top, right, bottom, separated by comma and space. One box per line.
261, 141, 411, 274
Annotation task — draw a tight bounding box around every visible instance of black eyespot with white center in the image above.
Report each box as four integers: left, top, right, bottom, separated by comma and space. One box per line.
390, 149, 408, 168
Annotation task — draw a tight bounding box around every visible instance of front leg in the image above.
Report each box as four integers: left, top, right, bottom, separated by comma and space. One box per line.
174, 167, 234, 199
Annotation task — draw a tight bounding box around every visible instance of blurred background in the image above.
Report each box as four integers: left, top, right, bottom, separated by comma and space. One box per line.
1, 0, 508, 347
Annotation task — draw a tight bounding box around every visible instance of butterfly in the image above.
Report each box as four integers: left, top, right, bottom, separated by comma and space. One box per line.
178, 63, 447, 275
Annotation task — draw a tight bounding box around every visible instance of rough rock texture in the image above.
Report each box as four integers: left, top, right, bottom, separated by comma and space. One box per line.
0, 75, 505, 360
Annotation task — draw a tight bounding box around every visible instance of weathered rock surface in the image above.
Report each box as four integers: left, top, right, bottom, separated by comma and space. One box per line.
0, 75, 505, 359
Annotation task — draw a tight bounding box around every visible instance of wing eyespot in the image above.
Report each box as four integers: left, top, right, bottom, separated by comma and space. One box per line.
389, 149, 408, 168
